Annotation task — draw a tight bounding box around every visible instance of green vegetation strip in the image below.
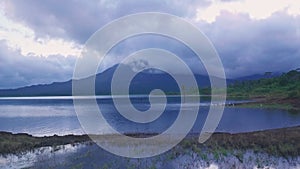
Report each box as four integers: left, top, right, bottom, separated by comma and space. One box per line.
227, 70, 300, 101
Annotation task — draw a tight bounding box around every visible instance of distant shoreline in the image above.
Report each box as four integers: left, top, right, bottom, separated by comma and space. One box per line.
1, 95, 298, 110
1, 125, 299, 157
228, 97, 300, 111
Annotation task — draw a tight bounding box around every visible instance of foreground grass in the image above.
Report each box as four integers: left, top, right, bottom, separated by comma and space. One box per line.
0, 133, 89, 155
1, 126, 299, 158
183, 126, 300, 159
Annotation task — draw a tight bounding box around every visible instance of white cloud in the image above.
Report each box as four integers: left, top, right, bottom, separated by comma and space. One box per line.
0, 9, 82, 57
0, 41, 76, 89
195, 0, 300, 23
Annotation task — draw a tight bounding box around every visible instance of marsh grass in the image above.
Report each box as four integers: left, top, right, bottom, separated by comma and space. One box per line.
0, 132, 89, 155
1, 126, 299, 160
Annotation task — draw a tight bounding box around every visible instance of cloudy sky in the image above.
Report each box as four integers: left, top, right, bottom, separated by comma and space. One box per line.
0, 0, 299, 89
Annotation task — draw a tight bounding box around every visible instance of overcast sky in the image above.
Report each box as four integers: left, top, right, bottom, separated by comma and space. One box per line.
0, 0, 299, 89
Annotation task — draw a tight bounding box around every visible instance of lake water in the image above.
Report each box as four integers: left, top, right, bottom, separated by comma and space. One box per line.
0, 96, 299, 136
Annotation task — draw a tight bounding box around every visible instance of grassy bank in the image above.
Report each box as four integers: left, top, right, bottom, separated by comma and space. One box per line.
0, 132, 89, 155
183, 126, 300, 159
1, 126, 299, 158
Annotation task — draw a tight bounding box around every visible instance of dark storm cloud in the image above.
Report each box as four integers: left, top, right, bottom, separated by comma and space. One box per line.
102, 11, 300, 78
0, 0, 299, 89
198, 11, 300, 78
0, 41, 76, 89
1, 0, 213, 88
3, 0, 210, 43
100, 34, 205, 74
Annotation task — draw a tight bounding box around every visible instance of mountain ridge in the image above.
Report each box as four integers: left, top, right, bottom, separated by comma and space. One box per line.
0, 65, 281, 97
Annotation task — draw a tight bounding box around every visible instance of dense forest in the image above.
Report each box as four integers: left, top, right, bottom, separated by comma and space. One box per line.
227, 69, 300, 99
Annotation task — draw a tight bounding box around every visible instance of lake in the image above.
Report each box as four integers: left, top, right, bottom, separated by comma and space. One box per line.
0, 96, 299, 136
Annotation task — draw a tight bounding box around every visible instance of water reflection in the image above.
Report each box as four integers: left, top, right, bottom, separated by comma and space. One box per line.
0, 97, 299, 136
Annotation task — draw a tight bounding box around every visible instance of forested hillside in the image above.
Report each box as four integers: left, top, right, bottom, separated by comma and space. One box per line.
227, 69, 300, 99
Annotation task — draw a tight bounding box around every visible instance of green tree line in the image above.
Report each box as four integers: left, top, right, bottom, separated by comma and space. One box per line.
227, 69, 300, 99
